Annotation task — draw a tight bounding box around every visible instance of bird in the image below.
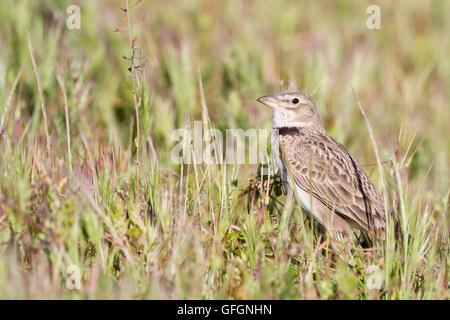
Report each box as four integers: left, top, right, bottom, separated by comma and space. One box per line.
256, 89, 385, 244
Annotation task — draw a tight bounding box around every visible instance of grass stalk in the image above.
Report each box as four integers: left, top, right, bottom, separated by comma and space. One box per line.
27, 32, 50, 154
55, 70, 72, 173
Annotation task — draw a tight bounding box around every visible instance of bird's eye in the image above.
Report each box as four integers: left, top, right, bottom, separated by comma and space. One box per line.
292, 98, 299, 104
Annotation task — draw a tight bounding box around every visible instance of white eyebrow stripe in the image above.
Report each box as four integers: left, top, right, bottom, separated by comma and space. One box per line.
282, 96, 297, 104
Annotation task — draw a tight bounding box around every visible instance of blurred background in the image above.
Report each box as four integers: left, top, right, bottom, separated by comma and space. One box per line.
0, 0, 448, 299
1, 0, 448, 192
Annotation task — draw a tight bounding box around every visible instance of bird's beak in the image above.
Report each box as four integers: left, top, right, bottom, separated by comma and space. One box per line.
256, 95, 280, 110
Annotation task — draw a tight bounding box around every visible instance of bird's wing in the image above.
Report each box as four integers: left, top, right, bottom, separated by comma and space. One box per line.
280, 130, 385, 232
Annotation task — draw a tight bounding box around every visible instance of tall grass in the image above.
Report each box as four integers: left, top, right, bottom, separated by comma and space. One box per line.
0, 0, 448, 299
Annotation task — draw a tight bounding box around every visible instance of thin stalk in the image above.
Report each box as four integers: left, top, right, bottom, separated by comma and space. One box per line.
27, 32, 50, 154
0, 65, 23, 131
126, 0, 141, 165
56, 71, 73, 173
351, 87, 387, 210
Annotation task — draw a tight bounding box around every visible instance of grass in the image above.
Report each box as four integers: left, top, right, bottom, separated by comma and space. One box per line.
0, 0, 448, 299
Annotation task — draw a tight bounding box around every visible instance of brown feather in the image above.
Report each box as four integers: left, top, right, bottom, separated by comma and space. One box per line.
278, 126, 385, 234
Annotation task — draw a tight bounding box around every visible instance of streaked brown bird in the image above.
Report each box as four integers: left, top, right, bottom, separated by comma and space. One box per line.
257, 90, 385, 243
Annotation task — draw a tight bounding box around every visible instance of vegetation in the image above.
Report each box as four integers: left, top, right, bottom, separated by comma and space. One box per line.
0, 0, 448, 299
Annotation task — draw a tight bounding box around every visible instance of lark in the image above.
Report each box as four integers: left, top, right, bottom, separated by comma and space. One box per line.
257, 90, 385, 241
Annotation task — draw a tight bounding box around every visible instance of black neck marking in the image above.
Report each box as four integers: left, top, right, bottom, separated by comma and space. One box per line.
275, 127, 301, 135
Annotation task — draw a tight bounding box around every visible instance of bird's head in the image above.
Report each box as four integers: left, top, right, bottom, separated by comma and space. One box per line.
256, 90, 322, 129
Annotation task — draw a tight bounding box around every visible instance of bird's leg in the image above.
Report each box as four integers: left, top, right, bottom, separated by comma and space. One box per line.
357, 230, 374, 248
